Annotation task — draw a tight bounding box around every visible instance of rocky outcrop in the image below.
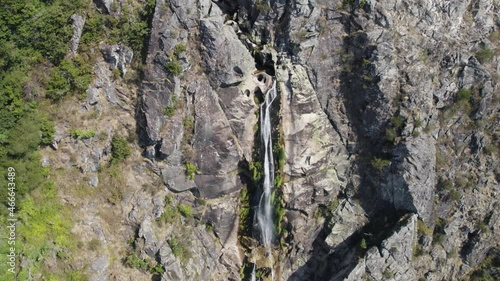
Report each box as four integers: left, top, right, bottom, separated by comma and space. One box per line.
100, 43, 133, 77
342, 215, 418, 281
385, 135, 436, 224
69, 14, 85, 56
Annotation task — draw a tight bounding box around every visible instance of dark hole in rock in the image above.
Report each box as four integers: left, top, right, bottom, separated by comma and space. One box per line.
233, 66, 243, 76
244, 89, 250, 97
254, 87, 264, 103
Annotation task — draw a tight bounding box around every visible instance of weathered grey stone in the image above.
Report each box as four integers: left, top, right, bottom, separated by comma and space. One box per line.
200, 16, 256, 88
89, 255, 109, 281
69, 14, 85, 56
138, 216, 159, 257
385, 135, 436, 224
325, 200, 368, 247
192, 81, 243, 198
99, 43, 133, 77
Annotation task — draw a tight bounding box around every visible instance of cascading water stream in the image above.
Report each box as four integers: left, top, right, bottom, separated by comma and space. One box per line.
257, 79, 277, 247
252, 80, 277, 280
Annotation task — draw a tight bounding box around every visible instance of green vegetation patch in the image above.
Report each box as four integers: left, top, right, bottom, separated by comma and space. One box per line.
163, 96, 178, 117
371, 157, 391, 170
70, 129, 96, 139
185, 161, 198, 180
168, 237, 191, 264
111, 136, 131, 164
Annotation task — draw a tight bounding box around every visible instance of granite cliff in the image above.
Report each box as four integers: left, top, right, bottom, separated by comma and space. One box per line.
28, 0, 500, 280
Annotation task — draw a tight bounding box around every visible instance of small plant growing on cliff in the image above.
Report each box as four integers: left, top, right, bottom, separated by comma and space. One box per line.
295, 29, 307, 42
173, 44, 187, 57
417, 219, 432, 236
165, 59, 182, 75
475, 47, 494, 64
168, 237, 191, 264
163, 96, 177, 117
255, 0, 270, 11
249, 161, 263, 181
125, 253, 149, 270
185, 162, 198, 180
278, 146, 286, 170
360, 238, 367, 250
111, 136, 131, 164
382, 270, 394, 279
457, 88, 472, 102
239, 187, 252, 235
371, 157, 391, 169
70, 129, 96, 139
177, 204, 192, 218
182, 115, 194, 130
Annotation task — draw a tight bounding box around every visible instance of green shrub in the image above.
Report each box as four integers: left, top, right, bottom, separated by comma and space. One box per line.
414, 118, 423, 128
46, 57, 93, 101
40, 118, 55, 145
111, 136, 131, 164
475, 47, 494, 64
160, 202, 179, 223
249, 161, 262, 181
437, 178, 453, 191
150, 264, 165, 275
125, 253, 149, 270
417, 219, 432, 236
165, 59, 182, 75
185, 162, 198, 180
449, 190, 461, 202
256, 0, 270, 11
163, 96, 177, 117
385, 127, 398, 142
457, 88, 472, 102
391, 115, 404, 129
382, 270, 394, 279
46, 70, 71, 101
177, 204, 192, 218
239, 187, 251, 234
70, 129, 96, 139
273, 191, 286, 237
183, 115, 194, 130
174, 44, 187, 57
371, 157, 391, 169
278, 146, 285, 170
168, 237, 191, 264
295, 30, 307, 42
360, 238, 367, 250
121, 20, 149, 54
274, 174, 283, 187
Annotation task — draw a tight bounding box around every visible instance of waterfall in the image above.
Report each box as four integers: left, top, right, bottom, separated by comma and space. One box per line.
252, 80, 277, 280
250, 264, 256, 281
256, 80, 277, 247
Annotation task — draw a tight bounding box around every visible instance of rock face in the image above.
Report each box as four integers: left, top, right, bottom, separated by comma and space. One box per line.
69, 14, 85, 56
130, 0, 499, 280
342, 215, 418, 281
385, 135, 436, 224
44, 0, 499, 280
100, 43, 133, 77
